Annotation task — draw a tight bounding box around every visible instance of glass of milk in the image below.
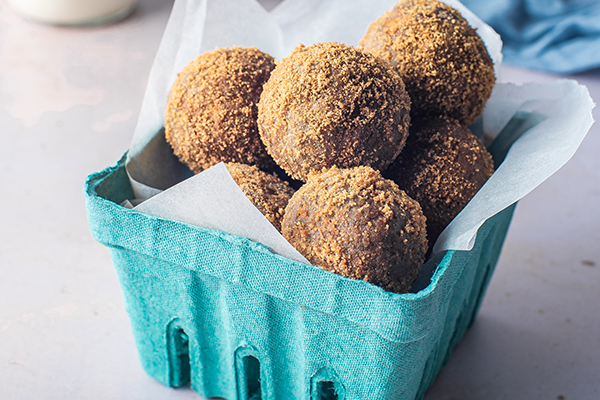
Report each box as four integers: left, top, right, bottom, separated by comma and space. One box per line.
6, 0, 137, 26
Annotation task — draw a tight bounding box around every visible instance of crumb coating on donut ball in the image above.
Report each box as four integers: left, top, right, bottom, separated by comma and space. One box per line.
359, 0, 495, 126
282, 166, 428, 293
384, 117, 494, 245
226, 162, 295, 232
258, 42, 411, 182
165, 47, 277, 174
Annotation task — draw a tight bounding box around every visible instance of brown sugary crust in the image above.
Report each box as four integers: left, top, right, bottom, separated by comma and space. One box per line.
165, 47, 277, 174
282, 166, 428, 293
257, 42, 411, 182
359, 0, 495, 126
226, 162, 295, 232
384, 116, 494, 246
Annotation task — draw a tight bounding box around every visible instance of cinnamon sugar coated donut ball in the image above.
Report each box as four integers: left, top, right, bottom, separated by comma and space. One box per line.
226, 163, 295, 232
258, 42, 411, 182
165, 47, 276, 174
359, 0, 495, 126
384, 117, 494, 245
282, 166, 428, 293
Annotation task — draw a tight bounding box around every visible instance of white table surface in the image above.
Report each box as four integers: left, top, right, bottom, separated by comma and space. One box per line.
0, 0, 598, 399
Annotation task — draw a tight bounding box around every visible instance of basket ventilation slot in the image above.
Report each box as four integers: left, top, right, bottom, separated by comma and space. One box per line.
166, 319, 190, 387
238, 354, 262, 400
315, 380, 339, 400
311, 367, 344, 400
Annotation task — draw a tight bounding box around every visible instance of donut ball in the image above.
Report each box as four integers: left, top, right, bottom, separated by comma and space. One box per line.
258, 42, 411, 182
384, 116, 494, 246
165, 47, 276, 174
359, 0, 495, 126
226, 162, 295, 232
282, 166, 428, 293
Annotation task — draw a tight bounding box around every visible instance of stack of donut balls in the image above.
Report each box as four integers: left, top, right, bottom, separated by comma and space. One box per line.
164, 0, 496, 294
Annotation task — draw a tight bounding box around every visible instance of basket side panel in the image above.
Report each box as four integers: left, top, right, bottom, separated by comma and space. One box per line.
109, 241, 451, 400
414, 203, 517, 399
466, 203, 516, 327
445, 203, 516, 361
108, 247, 240, 400
225, 292, 448, 400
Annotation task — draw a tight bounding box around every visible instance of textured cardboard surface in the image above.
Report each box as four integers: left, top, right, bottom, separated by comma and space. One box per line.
85, 155, 515, 400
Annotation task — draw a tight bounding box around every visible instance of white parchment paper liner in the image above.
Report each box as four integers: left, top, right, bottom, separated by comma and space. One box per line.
126, 0, 595, 266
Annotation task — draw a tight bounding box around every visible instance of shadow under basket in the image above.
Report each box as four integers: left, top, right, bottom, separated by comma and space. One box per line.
85, 153, 516, 400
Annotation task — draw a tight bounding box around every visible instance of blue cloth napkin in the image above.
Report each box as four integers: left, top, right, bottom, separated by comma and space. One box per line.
461, 0, 600, 74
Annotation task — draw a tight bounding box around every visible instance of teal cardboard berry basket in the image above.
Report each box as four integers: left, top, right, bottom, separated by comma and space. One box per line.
85, 152, 516, 400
